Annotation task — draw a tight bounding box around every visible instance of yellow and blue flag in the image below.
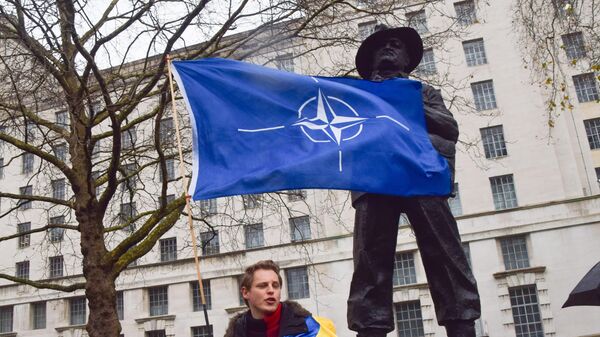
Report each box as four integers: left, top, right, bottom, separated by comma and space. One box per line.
171, 58, 450, 200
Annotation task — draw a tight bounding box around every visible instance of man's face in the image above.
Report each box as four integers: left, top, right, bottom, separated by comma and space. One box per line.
242, 269, 281, 319
371, 37, 410, 75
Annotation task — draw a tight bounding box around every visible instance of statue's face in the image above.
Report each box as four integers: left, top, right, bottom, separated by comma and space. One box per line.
371, 37, 410, 75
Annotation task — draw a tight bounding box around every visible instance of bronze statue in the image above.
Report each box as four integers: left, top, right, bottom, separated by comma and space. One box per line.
347, 25, 481, 337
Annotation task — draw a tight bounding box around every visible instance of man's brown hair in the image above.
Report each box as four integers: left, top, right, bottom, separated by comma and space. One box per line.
240, 260, 283, 305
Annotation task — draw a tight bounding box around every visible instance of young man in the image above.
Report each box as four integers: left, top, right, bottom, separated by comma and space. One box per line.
225, 260, 336, 337
347, 25, 481, 337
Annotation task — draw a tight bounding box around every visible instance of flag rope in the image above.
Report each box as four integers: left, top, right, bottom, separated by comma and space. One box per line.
166, 54, 210, 326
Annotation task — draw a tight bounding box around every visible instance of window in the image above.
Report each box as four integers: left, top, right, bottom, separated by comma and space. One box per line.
288, 189, 306, 201
595, 167, 600, 188
17, 222, 31, 248
393, 252, 417, 286
56, 111, 68, 128
490, 174, 518, 209
573, 73, 599, 103
49, 216, 65, 242
480, 125, 507, 158
500, 235, 530, 270
0, 158, 4, 179
244, 223, 264, 249
416, 48, 436, 75
454, 0, 477, 25
290, 216, 311, 242
19, 185, 33, 210
471, 80, 497, 110
0, 306, 13, 333
121, 163, 138, 192
191, 280, 212, 311
192, 325, 214, 337
275, 54, 295, 72
148, 286, 168, 316
52, 178, 66, 200
159, 118, 173, 145
199, 231, 220, 255
160, 159, 175, 182
119, 202, 137, 226
407, 10, 428, 34
199, 198, 217, 215
31, 302, 46, 329
116, 291, 124, 320
242, 194, 261, 209
16, 261, 29, 279
394, 301, 424, 337
159, 237, 177, 262
121, 126, 136, 150
584, 118, 600, 149
53, 143, 68, 162
463, 39, 487, 66
286, 266, 310, 299
509, 285, 544, 337
49, 255, 64, 278
358, 20, 377, 40
562, 32, 586, 59
22, 153, 34, 174
69, 297, 87, 325
146, 331, 166, 337
448, 182, 463, 216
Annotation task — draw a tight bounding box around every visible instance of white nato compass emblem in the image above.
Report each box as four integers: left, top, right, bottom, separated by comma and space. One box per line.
238, 77, 410, 172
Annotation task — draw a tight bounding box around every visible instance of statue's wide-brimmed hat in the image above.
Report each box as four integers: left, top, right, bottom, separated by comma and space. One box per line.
355, 25, 424, 79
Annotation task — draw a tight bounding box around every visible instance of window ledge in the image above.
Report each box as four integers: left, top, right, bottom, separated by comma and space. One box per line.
393, 282, 429, 291
55, 324, 86, 332
0, 332, 17, 337
225, 306, 247, 314
134, 314, 176, 324
493, 266, 546, 279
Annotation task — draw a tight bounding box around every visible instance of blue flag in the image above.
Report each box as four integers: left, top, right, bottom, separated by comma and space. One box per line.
172, 58, 451, 200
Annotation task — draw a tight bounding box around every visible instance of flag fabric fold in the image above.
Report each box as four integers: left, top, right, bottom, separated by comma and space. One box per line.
171, 58, 451, 200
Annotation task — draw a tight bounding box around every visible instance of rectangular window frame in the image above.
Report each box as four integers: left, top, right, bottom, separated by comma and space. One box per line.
69, 297, 87, 325
199, 231, 220, 255
509, 285, 544, 337
159, 237, 177, 262
393, 252, 417, 286
148, 286, 169, 317
286, 266, 310, 300
490, 174, 518, 210
573, 73, 599, 103
471, 80, 498, 111
290, 216, 311, 242
463, 38, 487, 66
244, 223, 265, 249
500, 235, 530, 270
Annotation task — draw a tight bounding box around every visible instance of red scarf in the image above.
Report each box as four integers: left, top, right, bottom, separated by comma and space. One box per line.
263, 303, 282, 337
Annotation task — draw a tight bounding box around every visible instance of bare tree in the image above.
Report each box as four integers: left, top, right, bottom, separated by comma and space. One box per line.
512, 0, 599, 132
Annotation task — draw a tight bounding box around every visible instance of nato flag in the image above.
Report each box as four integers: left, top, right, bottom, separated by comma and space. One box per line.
171, 58, 451, 200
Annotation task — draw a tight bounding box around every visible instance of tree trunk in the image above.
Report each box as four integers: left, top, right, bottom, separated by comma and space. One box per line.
79, 213, 122, 337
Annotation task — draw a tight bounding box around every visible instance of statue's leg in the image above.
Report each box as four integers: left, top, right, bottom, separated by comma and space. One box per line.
404, 197, 480, 325
347, 194, 402, 336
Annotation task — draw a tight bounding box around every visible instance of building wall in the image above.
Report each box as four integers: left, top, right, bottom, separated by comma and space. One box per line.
1, 0, 600, 336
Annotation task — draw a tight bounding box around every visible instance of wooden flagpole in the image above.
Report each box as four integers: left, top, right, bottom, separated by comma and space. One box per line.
166, 54, 210, 327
